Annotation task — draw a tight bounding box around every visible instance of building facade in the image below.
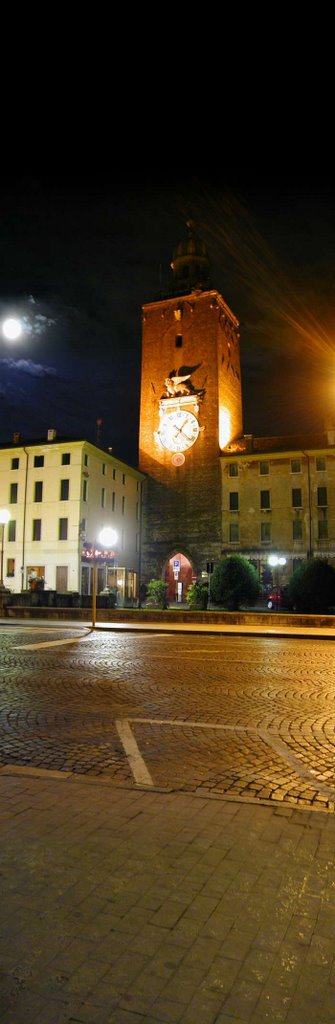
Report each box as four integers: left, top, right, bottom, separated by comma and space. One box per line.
221, 433, 335, 588
0, 432, 144, 602
139, 225, 335, 599
139, 222, 243, 599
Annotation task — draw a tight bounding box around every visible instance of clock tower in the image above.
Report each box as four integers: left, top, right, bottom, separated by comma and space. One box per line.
139, 222, 243, 596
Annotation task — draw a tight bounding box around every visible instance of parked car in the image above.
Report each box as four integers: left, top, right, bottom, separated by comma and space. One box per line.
267, 586, 293, 610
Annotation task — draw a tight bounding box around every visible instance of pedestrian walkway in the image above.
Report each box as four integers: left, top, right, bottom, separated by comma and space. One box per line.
96, 619, 335, 639
2, 615, 335, 639
1, 768, 335, 1023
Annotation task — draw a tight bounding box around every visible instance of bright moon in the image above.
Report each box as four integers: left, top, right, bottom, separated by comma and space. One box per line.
2, 318, 22, 340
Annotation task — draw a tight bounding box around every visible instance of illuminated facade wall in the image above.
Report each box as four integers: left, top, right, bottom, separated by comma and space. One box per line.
139, 289, 243, 581
221, 442, 335, 581
0, 438, 143, 595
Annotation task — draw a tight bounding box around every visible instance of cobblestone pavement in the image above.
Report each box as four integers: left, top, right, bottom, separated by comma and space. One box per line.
1, 627, 335, 810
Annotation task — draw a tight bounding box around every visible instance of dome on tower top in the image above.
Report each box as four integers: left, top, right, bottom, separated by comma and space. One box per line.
169, 220, 211, 296
172, 220, 209, 263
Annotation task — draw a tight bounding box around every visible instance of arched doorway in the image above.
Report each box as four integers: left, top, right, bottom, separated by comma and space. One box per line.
165, 552, 194, 602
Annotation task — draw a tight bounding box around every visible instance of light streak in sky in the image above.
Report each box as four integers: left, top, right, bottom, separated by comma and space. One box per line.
190, 189, 335, 367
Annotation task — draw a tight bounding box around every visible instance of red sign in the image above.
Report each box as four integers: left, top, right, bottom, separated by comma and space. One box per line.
82, 546, 116, 562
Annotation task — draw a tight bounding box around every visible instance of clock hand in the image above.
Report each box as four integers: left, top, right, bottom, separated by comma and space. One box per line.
175, 419, 189, 436
181, 424, 195, 438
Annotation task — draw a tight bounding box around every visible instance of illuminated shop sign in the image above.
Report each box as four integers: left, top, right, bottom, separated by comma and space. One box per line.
82, 544, 116, 562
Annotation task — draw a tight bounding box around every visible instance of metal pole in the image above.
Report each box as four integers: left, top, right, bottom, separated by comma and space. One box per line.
138, 478, 143, 608
92, 563, 97, 629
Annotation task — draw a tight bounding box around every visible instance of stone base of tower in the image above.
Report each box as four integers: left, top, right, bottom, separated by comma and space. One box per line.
140, 472, 222, 591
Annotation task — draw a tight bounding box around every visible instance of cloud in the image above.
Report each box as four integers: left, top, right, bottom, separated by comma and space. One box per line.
20, 313, 56, 336
0, 358, 59, 378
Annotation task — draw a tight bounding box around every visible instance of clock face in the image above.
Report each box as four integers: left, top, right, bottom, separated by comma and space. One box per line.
159, 410, 200, 452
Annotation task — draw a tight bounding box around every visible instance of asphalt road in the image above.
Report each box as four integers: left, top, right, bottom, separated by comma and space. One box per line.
1, 625, 335, 811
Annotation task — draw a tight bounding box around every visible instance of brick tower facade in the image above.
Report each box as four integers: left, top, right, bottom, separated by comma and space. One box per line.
139, 223, 243, 592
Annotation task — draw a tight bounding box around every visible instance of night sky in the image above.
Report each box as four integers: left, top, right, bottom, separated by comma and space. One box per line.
1, 166, 335, 466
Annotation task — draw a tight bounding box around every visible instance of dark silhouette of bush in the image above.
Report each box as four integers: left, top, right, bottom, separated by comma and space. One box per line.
211, 555, 260, 611
288, 558, 335, 613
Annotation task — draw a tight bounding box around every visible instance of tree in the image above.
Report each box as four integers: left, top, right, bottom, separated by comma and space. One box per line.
186, 580, 208, 610
146, 579, 169, 609
288, 558, 335, 613
211, 555, 260, 610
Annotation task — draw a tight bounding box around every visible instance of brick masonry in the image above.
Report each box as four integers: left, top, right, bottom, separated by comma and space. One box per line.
139, 290, 243, 582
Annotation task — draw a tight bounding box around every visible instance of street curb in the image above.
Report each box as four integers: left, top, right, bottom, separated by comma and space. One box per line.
1, 764, 334, 813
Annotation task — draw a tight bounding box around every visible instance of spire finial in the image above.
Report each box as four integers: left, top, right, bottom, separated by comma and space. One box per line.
168, 222, 211, 296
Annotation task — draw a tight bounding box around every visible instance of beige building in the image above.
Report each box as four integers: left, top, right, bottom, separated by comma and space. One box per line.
0, 431, 144, 602
221, 431, 335, 587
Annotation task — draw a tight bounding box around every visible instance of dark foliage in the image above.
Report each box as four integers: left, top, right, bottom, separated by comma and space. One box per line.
211, 555, 260, 611
288, 558, 335, 613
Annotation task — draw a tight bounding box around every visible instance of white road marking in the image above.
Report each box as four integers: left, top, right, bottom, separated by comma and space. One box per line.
115, 719, 154, 786
10, 633, 243, 657
0, 622, 70, 630
126, 717, 335, 800
259, 728, 335, 801
13, 632, 91, 650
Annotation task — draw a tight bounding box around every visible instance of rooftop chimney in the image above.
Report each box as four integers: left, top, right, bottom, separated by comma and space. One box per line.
47, 428, 57, 441
243, 434, 254, 453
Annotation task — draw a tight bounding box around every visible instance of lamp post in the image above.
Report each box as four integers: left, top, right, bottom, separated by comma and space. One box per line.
268, 554, 287, 609
0, 509, 11, 590
91, 527, 118, 629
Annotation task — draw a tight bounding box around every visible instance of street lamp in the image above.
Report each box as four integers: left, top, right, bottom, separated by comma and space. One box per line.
268, 554, 287, 609
99, 527, 118, 548
0, 509, 11, 590
91, 527, 118, 629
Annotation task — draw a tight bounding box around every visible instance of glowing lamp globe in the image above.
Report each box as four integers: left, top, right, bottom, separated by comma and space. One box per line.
99, 527, 117, 547
0, 508, 11, 526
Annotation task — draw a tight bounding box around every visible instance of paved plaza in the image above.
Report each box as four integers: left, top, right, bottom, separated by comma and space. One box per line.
1, 623, 335, 1022
1, 625, 335, 808
1, 770, 335, 1023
